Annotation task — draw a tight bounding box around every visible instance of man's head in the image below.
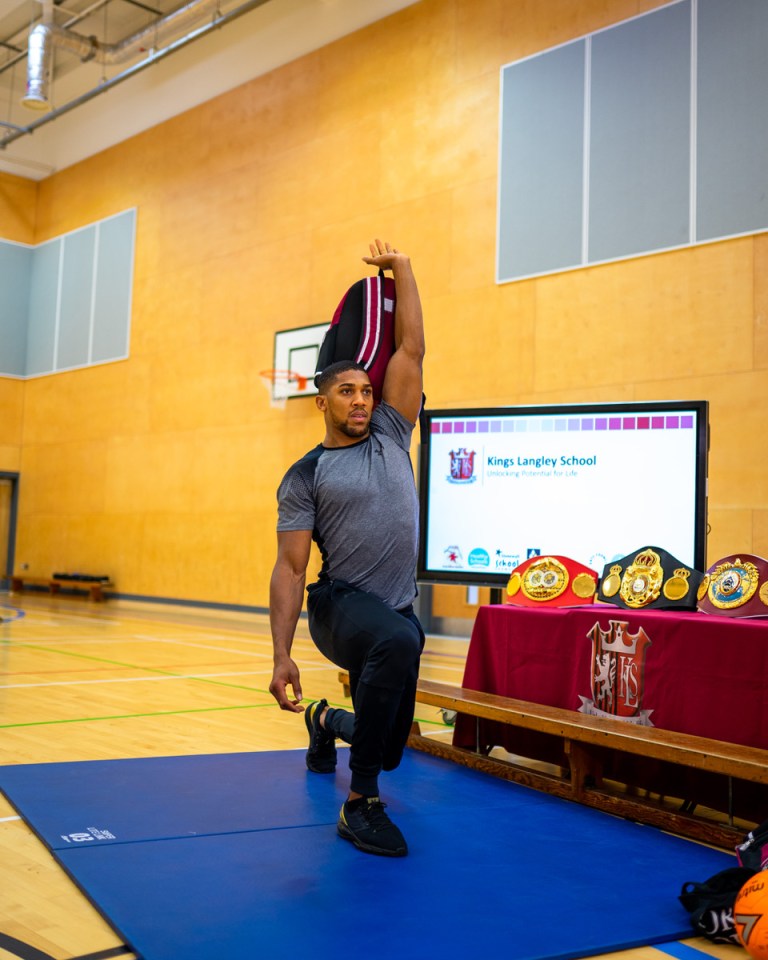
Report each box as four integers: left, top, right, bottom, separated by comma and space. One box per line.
314, 361, 373, 443
314, 360, 368, 395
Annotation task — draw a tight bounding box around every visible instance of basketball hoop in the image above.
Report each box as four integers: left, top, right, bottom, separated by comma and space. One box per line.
259, 369, 311, 409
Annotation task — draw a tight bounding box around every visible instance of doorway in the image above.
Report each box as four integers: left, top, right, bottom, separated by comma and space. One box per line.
0, 472, 19, 590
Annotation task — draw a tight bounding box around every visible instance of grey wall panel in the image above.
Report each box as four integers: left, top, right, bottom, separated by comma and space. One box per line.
0, 208, 134, 378
91, 210, 135, 364
498, 41, 585, 282
25, 239, 60, 377
588, 1, 691, 262
0, 242, 32, 377
696, 0, 768, 241
496, 0, 768, 284
57, 226, 96, 371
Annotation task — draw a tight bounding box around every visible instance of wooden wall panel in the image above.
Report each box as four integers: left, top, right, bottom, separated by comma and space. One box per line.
0, 172, 36, 472
0, 171, 37, 243
5, 0, 767, 618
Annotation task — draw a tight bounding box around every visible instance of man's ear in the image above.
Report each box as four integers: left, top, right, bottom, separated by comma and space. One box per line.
315, 394, 327, 413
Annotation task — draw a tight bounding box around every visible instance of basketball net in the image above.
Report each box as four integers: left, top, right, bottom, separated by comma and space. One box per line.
259, 369, 309, 409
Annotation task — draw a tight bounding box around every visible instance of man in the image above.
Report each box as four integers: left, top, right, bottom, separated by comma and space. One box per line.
269, 238, 425, 858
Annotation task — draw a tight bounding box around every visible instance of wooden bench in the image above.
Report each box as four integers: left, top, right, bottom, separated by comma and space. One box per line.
338, 671, 768, 849
7, 574, 113, 602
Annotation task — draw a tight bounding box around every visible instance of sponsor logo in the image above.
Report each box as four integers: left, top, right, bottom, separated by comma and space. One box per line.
526, 547, 541, 559
443, 545, 463, 567
60, 826, 117, 843
468, 548, 490, 568
448, 448, 477, 483
494, 550, 519, 571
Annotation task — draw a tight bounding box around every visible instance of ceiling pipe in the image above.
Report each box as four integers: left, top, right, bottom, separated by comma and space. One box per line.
0, 0, 115, 82
22, 0, 230, 110
1, 0, 273, 149
22, 0, 55, 108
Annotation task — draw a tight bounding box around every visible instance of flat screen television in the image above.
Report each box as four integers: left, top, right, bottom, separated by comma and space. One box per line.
417, 400, 709, 587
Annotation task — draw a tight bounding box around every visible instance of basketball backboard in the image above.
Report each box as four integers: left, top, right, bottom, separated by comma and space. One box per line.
269, 322, 329, 403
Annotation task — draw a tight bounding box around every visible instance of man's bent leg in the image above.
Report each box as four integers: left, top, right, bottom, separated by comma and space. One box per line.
307, 580, 422, 796
383, 608, 425, 771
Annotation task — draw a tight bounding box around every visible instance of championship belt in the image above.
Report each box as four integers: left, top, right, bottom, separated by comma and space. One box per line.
597, 546, 703, 611
697, 554, 768, 618
505, 555, 598, 608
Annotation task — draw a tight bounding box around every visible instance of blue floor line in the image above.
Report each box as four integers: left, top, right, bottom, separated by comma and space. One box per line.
0, 603, 25, 621
655, 940, 716, 959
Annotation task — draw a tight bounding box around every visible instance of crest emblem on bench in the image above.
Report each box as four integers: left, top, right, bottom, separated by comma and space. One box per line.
580, 620, 654, 725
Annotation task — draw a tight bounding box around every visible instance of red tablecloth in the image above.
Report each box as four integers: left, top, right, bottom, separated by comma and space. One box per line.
454, 604, 768, 751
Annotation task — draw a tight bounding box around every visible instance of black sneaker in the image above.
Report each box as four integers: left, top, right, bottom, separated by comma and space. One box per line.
304, 699, 337, 773
337, 797, 408, 857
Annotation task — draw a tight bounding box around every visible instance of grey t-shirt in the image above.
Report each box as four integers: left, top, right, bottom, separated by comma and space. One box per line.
276, 401, 419, 610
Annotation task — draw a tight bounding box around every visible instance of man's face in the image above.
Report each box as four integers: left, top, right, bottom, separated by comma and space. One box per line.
317, 369, 374, 439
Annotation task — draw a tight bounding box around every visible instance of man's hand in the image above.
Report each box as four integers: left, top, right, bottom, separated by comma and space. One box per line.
362, 238, 410, 272
269, 656, 304, 713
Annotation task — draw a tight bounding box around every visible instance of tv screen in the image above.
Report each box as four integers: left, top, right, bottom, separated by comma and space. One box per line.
417, 400, 709, 586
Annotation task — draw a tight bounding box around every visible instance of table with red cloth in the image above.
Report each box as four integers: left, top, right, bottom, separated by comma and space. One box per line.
452, 603, 768, 818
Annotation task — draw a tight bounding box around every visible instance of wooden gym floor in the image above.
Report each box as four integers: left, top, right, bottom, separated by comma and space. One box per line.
0, 593, 737, 960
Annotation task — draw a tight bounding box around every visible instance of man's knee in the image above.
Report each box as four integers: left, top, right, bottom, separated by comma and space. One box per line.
362, 627, 419, 688
384, 621, 422, 663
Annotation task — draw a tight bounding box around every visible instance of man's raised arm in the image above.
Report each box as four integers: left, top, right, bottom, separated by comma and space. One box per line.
363, 239, 425, 424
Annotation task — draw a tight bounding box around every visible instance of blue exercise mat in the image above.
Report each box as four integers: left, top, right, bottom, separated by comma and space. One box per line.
0, 749, 735, 960
0, 749, 340, 847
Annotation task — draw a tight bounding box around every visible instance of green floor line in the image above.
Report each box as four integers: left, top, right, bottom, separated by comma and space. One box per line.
11, 642, 271, 695
1, 701, 447, 732
8, 645, 450, 732
1, 702, 275, 729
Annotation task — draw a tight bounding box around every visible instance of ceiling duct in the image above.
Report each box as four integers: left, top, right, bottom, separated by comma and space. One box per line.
23, 0, 222, 109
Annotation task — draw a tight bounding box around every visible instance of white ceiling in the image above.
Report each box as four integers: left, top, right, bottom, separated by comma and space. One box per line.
0, 0, 418, 181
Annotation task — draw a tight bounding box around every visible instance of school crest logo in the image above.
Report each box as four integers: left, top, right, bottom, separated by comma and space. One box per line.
448, 448, 476, 483
579, 619, 654, 725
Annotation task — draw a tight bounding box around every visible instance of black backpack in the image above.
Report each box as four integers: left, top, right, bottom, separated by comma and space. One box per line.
679, 866, 756, 944
315, 270, 396, 403
737, 817, 768, 872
